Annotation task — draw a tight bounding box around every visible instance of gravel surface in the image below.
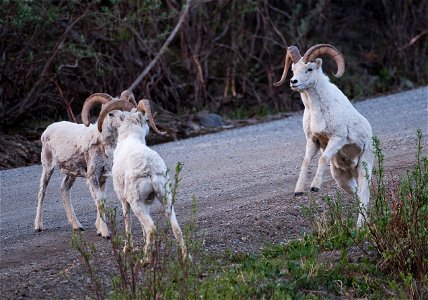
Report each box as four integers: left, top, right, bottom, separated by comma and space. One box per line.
1, 86, 427, 298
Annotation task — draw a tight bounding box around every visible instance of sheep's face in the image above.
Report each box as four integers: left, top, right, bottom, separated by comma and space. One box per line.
290, 58, 322, 92
107, 110, 150, 137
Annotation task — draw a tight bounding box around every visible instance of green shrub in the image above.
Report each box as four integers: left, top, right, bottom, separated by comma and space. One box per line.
367, 129, 428, 280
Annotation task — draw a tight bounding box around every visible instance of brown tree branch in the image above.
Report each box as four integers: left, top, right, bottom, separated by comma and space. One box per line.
128, 0, 192, 92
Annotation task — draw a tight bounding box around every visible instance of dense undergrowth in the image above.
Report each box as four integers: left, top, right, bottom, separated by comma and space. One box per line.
1, 0, 427, 131
73, 130, 427, 299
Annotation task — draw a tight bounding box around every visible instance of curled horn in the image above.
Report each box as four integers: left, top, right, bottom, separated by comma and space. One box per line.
273, 46, 302, 87
137, 99, 166, 135
303, 44, 345, 78
119, 89, 138, 107
97, 100, 135, 132
81, 93, 114, 126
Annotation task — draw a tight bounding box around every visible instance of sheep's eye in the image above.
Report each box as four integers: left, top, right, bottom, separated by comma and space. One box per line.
108, 112, 114, 117
307, 68, 313, 73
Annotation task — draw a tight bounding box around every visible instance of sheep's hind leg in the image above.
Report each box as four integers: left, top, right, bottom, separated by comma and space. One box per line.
60, 175, 83, 231
356, 150, 373, 227
130, 201, 156, 263
330, 162, 357, 195
167, 206, 189, 261
294, 139, 319, 196
35, 164, 54, 231
160, 185, 189, 261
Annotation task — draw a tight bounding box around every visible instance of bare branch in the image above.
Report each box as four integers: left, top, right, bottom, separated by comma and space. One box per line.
128, 0, 192, 92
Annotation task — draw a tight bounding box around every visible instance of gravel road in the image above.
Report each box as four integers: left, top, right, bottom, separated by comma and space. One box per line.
1, 86, 427, 298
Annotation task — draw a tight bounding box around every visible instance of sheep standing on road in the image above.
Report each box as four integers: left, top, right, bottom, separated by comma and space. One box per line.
34, 90, 163, 237
98, 99, 188, 261
274, 44, 374, 226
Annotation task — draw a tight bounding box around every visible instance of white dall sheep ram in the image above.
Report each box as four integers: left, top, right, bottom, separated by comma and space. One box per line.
34, 90, 164, 237
274, 44, 373, 226
97, 99, 188, 261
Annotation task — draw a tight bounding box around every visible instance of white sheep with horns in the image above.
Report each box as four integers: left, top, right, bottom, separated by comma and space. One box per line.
34, 90, 165, 237
97, 99, 188, 262
274, 44, 374, 226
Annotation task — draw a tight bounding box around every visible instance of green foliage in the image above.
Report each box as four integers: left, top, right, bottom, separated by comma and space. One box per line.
1, 0, 427, 130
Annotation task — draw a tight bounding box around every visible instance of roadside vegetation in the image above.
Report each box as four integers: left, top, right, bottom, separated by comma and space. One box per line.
73, 130, 427, 299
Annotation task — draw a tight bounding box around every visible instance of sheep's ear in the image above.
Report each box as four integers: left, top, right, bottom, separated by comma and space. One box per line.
315, 58, 322, 69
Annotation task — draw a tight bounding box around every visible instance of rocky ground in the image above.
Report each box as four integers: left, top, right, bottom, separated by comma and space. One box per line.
0, 87, 427, 299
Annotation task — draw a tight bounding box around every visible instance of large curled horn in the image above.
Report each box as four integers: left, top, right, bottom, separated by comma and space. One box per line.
137, 99, 166, 135
97, 100, 135, 132
119, 89, 138, 107
81, 93, 114, 126
303, 44, 345, 78
273, 46, 302, 87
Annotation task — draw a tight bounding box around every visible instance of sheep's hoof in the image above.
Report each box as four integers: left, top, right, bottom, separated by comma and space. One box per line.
294, 192, 304, 197
96, 232, 111, 239
310, 187, 320, 192
35, 228, 43, 232
74, 227, 85, 232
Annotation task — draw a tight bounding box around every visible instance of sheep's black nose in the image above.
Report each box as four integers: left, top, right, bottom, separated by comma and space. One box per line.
291, 79, 298, 84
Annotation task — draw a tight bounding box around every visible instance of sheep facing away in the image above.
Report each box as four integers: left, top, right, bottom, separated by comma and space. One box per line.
274, 44, 374, 226
34, 90, 164, 237
97, 99, 188, 261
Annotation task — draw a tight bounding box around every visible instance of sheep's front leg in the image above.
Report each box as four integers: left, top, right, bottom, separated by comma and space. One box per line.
310, 137, 345, 191
294, 139, 319, 196
87, 177, 110, 238
60, 175, 83, 230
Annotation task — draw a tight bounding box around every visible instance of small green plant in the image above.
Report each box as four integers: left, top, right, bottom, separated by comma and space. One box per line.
72, 162, 207, 299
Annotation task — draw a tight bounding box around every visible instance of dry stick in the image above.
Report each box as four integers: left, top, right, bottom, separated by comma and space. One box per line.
127, 0, 191, 92
398, 30, 428, 51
